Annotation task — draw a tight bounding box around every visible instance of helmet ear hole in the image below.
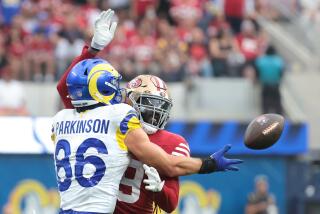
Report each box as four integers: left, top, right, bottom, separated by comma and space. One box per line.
84, 68, 88, 76
100, 89, 112, 96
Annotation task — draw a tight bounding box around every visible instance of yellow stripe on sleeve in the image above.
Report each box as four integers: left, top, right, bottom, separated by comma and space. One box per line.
116, 112, 141, 151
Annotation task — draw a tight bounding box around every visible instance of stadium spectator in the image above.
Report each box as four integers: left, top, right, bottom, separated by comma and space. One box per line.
132, 0, 159, 19
24, 29, 55, 81
207, 11, 230, 38
170, 0, 203, 25
235, 19, 266, 78
245, 175, 278, 214
299, 0, 320, 26
235, 19, 261, 62
0, 33, 7, 71
255, 45, 284, 114
129, 18, 157, 75
54, 14, 85, 78
254, 0, 279, 20
170, 0, 203, 44
209, 27, 244, 77
23, 6, 57, 82
224, 0, 245, 33
155, 23, 187, 81
79, 0, 101, 28
0, 0, 269, 82
0, 64, 28, 116
5, 15, 27, 80
105, 25, 135, 81
186, 27, 213, 78
7, 24, 26, 80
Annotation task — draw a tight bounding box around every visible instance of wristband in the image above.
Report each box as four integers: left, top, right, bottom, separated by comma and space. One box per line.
198, 157, 217, 174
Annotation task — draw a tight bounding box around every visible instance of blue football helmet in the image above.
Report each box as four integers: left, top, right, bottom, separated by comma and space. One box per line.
66, 58, 123, 107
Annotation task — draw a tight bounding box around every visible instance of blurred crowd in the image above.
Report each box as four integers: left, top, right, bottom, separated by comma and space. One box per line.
0, 0, 275, 83
298, 0, 320, 28
0, 0, 286, 116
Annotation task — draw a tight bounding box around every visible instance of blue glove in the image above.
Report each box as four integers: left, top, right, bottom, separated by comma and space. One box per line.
199, 144, 243, 174
210, 144, 243, 171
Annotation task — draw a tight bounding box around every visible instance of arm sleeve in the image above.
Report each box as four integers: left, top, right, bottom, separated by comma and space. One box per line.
118, 109, 141, 135
57, 45, 97, 109
153, 177, 179, 213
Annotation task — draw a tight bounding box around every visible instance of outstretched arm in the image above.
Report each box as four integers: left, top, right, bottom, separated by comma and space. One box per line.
125, 128, 243, 177
57, 9, 117, 108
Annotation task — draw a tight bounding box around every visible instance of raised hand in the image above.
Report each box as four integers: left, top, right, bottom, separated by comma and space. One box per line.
91, 9, 118, 50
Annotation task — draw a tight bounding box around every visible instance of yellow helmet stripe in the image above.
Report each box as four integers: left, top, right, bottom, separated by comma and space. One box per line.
88, 63, 119, 79
88, 63, 120, 104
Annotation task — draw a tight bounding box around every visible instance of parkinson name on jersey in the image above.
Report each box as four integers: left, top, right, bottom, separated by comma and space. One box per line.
54, 119, 110, 136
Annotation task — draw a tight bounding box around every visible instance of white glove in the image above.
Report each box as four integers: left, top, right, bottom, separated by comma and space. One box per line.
91, 9, 117, 50
143, 164, 165, 192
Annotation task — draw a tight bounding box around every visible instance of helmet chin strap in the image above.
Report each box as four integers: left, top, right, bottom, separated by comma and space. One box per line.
142, 123, 158, 134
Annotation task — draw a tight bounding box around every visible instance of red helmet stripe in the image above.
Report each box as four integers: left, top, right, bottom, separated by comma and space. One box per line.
150, 76, 167, 91
156, 76, 167, 90
153, 76, 160, 91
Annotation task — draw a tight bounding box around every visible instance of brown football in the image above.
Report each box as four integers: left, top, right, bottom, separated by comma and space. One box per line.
244, 114, 285, 150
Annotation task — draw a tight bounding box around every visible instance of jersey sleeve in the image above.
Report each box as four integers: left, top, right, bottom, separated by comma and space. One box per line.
115, 107, 142, 151
57, 45, 97, 109
165, 134, 190, 157
153, 177, 179, 213
171, 141, 190, 157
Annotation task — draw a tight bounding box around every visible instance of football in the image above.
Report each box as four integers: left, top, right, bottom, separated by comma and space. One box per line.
244, 114, 285, 150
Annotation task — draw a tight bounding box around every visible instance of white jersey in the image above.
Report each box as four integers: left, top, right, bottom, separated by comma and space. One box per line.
52, 103, 141, 213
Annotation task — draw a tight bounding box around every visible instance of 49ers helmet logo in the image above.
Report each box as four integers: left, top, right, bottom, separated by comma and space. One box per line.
128, 78, 142, 88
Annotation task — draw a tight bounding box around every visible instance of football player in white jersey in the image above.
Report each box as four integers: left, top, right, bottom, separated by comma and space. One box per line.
53, 9, 243, 214
53, 58, 242, 214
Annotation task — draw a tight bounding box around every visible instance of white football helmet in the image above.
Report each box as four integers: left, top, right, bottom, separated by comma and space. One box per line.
126, 75, 172, 134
